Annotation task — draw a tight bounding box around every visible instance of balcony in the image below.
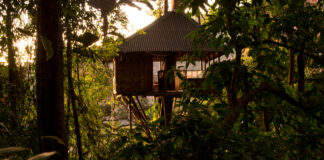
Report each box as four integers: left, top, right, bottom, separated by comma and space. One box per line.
153, 70, 205, 91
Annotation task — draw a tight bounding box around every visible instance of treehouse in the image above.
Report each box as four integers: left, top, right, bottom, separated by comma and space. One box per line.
112, 8, 224, 126
113, 11, 218, 97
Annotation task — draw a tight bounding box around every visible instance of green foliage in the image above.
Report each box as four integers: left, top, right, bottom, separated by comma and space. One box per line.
110, 0, 324, 159
1, 0, 323, 159
0, 63, 38, 158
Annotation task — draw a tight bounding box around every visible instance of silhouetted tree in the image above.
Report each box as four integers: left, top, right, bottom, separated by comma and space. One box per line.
36, 0, 67, 159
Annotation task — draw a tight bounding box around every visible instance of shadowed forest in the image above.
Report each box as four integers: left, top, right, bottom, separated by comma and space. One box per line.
0, 0, 323, 159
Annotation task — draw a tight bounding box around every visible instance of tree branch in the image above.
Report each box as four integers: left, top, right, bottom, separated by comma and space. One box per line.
263, 40, 322, 63
241, 83, 304, 109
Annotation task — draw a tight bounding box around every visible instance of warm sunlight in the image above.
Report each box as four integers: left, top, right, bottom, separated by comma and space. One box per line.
0, 5, 155, 65
1, 0, 323, 159
121, 4, 155, 36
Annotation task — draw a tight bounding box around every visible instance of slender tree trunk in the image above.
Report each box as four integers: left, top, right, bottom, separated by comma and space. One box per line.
65, 93, 71, 144
263, 110, 271, 132
288, 51, 295, 86
102, 16, 108, 40
297, 54, 305, 94
5, 0, 18, 126
222, 3, 243, 130
223, 46, 242, 130
164, 96, 173, 125
129, 103, 132, 131
66, 20, 84, 160
242, 75, 249, 130
36, 0, 67, 159
76, 62, 82, 96
198, 15, 201, 25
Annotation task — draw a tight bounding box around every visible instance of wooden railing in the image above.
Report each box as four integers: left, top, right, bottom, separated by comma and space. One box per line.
178, 70, 204, 79
153, 75, 159, 90
153, 70, 205, 91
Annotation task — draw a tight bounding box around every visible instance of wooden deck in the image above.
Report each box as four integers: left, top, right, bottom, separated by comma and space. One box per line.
146, 90, 183, 97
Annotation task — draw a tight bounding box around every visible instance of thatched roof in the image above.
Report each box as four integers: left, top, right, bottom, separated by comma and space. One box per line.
119, 12, 214, 53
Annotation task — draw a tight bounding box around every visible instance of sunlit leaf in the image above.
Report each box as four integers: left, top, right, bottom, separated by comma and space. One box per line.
0, 147, 26, 154
40, 35, 54, 61
28, 151, 57, 160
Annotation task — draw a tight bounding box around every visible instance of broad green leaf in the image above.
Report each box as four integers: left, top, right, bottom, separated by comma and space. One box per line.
0, 147, 26, 154
28, 151, 57, 160
40, 36, 54, 61
75, 32, 99, 48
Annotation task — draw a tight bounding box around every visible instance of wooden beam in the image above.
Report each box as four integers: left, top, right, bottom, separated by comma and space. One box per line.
128, 96, 148, 125
135, 96, 148, 120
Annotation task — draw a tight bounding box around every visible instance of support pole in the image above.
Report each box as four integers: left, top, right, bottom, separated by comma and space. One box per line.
212, 53, 214, 63
129, 101, 132, 131
163, 0, 168, 15
159, 54, 176, 126
136, 96, 148, 120
201, 58, 203, 71
164, 96, 173, 125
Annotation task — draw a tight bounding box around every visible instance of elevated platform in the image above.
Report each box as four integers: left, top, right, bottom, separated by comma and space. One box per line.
115, 90, 183, 97
147, 90, 183, 97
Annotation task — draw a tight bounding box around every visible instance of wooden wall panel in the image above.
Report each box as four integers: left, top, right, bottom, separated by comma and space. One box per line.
115, 53, 153, 95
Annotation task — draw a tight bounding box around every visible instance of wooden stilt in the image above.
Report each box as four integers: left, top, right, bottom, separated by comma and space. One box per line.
200, 57, 203, 71
162, 97, 167, 126
121, 96, 152, 138
164, 96, 173, 126
212, 53, 214, 63
129, 102, 132, 131
122, 96, 142, 124
135, 96, 148, 120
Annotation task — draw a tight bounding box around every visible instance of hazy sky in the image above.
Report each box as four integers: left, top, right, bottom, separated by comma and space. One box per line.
121, 4, 156, 36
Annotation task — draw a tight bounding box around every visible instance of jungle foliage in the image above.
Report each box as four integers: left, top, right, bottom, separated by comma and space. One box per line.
0, 0, 323, 159
110, 0, 324, 159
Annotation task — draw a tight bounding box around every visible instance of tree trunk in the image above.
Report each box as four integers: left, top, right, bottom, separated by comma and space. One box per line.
160, 54, 176, 126
164, 96, 173, 125
102, 16, 108, 40
66, 20, 84, 160
36, 0, 67, 159
65, 93, 71, 145
222, 44, 243, 130
5, 0, 18, 127
288, 51, 295, 86
297, 54, 305, 94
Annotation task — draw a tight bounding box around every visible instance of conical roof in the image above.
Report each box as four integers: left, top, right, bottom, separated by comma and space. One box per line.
119, 12, 214, 53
